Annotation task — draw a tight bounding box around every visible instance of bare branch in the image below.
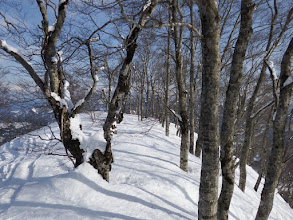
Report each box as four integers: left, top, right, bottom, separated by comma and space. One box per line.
0, 40, 45, 92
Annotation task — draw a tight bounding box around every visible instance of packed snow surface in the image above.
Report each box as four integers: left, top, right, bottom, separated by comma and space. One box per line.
0, 112, 292, 219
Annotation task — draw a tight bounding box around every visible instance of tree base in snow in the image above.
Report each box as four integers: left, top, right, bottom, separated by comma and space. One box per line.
89, 148, 113, 182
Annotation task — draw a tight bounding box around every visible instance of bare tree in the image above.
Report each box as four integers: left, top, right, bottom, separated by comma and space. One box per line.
217, 0, 255, 219
256, 37, 293, 220
197, 0, 221, 219
171, 0, 189, 171
188, 0, 196, 154
1, 0, 106, 179
102, 0, 158, 180
239, 4, 293, 191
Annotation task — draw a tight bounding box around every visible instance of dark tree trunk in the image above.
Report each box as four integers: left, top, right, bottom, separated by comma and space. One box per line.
218, 1, 254, 219
254, 107, 273, 192
189, 0, 195, 154
197, 1, 221, 219
102, 0, 158, 181
256, 37, 293, 220
239, 6, 293, 192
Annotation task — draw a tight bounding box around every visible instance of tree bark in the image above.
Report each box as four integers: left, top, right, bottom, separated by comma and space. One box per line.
256, 37, 293, 220
103, 0, 158, 181
254, 107, 273, 192
218, 1, 254, 219
197, 1, 221, 219
189, 0, 195, 154
165, 5, 172, 137
239, 6, 293, 192
171, 0, 189, 172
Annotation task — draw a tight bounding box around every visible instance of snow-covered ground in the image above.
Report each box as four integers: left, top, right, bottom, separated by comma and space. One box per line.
0, 112, 292, 219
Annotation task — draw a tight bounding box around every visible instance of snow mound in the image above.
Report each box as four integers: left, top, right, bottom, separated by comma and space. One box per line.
0, 112, 292, 219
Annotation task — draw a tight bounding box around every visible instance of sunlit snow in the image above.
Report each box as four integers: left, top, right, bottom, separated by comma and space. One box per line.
0, 113, 292, 219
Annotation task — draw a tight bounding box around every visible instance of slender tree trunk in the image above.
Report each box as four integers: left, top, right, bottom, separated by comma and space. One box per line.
146, 69, 150, 118
218, 1, 254, 219
256, 37, 293, 220
140, 71, 145, 121
254, 107, 273, 192
239, 5, 293, 192
197, 1, 221, 219
189, 1, 195, 154
239, 64, 266, 191
171, 0, 189, 172
165, 7, 171, 136
194, 120, 202, 157
103, 0, 158, 181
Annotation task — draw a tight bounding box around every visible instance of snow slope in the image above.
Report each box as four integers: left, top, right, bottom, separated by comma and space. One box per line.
0, 112, 292, 219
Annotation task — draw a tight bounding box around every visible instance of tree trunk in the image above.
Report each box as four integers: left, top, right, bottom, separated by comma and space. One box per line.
256, 37, 293, 220
146, 70, 150, 118
197, 1, 221, 219
171, 0, 189, 172
218, 1, 254, 219
103, 0, 158, 181
140, 70, 145, 121
165, 7, 172, 137
239, 5, 293, 192
189, 1, 195, 154
254, 107, 273, 192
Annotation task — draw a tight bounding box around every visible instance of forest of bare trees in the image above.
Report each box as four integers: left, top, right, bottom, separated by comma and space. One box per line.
1, 0, 293, 219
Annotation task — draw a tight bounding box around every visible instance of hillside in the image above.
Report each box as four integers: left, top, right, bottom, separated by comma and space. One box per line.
0, 112, 292, 219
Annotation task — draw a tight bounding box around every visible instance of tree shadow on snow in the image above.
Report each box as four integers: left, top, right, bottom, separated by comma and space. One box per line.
66, 172, 193, 219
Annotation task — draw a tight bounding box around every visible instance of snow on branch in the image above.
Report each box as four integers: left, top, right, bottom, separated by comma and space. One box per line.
143, 0, 151, 11
0, 40, 32, 66
63, 80, 74, 111
266, 60, 278, 80
48, 20, 57, 32
59, 0, 67, 5
0, 40, 45, 92
51, 92, 68, 109
171, 109, 182, 122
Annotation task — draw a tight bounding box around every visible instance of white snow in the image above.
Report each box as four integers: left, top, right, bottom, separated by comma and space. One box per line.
1, 40, 19, 54
143, 0, 151, 11
268, 61, 278, 80
48, 20, 57, 32
90, 37, 100, 42
0, 40, 33, 66
58, 51, 64, 62
74, 98, 85, 110
63, 80, 74, 112
69, 114, 106, 161
50, 92, 68, 109
51, 55, 58, 63
171, 109, 182, 122
0, 112, 292, 220
59, 0, 67, 4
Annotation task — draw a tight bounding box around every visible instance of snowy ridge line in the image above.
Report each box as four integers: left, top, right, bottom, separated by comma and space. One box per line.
0, 113, 292, 219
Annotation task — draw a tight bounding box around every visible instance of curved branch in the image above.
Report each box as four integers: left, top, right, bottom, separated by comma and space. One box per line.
0, 40, 45, 92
